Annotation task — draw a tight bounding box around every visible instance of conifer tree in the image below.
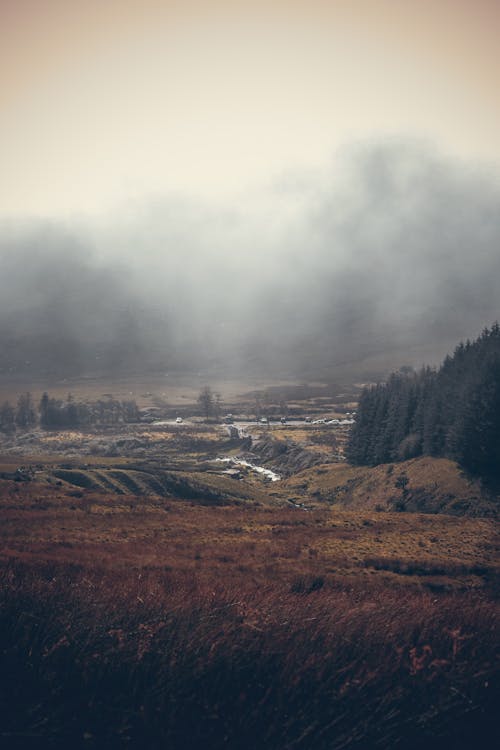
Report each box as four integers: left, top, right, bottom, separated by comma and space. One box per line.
347, 323, 500, 482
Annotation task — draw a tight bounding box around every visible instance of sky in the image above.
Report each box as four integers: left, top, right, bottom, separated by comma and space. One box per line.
1, 0, 499, 218
0, 0, 499, 379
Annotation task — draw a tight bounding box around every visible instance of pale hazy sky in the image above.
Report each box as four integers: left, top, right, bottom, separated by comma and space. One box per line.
1, 0, 499, 218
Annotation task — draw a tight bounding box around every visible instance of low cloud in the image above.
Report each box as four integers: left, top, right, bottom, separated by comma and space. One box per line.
1, 140, 499, 380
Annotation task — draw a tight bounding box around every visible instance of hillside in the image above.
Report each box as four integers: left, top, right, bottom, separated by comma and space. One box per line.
0, 392, 498, 748
281, 456, 499, 516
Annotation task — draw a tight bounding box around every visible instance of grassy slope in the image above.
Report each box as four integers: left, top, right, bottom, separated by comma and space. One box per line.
0, 497, 498, 749
2, 559, 497, 750
0, 463, 498, 748
0, 381, 498, 746
0, 476, 497, 591
281, 456, 498, 516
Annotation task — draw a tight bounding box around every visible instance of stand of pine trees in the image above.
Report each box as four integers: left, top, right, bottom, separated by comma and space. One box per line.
347, 324, 500, 481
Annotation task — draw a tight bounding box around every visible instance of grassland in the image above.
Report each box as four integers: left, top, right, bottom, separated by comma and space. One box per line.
0, 467, 497, 588
282, 456, 499, 515
0, 379, 498, 748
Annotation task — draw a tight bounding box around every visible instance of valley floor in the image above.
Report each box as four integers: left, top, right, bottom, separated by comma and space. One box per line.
0, 380, 498, 748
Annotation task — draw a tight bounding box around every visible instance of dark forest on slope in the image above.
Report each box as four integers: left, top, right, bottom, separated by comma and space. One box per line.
347, 324, 500, 482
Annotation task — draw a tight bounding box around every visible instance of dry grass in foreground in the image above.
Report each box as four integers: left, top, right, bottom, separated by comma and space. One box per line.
0, 480, 498, 749
1, 560, 498, 750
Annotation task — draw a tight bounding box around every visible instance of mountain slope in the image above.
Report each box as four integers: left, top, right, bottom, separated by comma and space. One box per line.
281, 456, 498, 516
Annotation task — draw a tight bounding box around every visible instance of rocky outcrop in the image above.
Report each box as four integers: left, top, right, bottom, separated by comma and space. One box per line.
244, 435, 326, 477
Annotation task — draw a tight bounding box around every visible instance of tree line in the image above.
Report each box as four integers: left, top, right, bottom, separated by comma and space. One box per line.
0, 393, 140, 432
347, 324, 500, 481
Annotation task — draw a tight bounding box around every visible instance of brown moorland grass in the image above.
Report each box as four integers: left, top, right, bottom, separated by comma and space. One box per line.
0, 477, 498, 748
282, 455, 497, 515
0, 558, 498, 749
0, 483, 497, 589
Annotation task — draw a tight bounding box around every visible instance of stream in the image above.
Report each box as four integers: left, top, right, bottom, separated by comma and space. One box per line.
215, 457, 281, 482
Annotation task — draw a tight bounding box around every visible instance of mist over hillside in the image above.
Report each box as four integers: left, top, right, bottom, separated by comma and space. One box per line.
1, 141, 499, 380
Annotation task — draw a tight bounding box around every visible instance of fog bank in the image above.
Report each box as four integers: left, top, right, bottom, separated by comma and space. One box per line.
1, 141, 499, 380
